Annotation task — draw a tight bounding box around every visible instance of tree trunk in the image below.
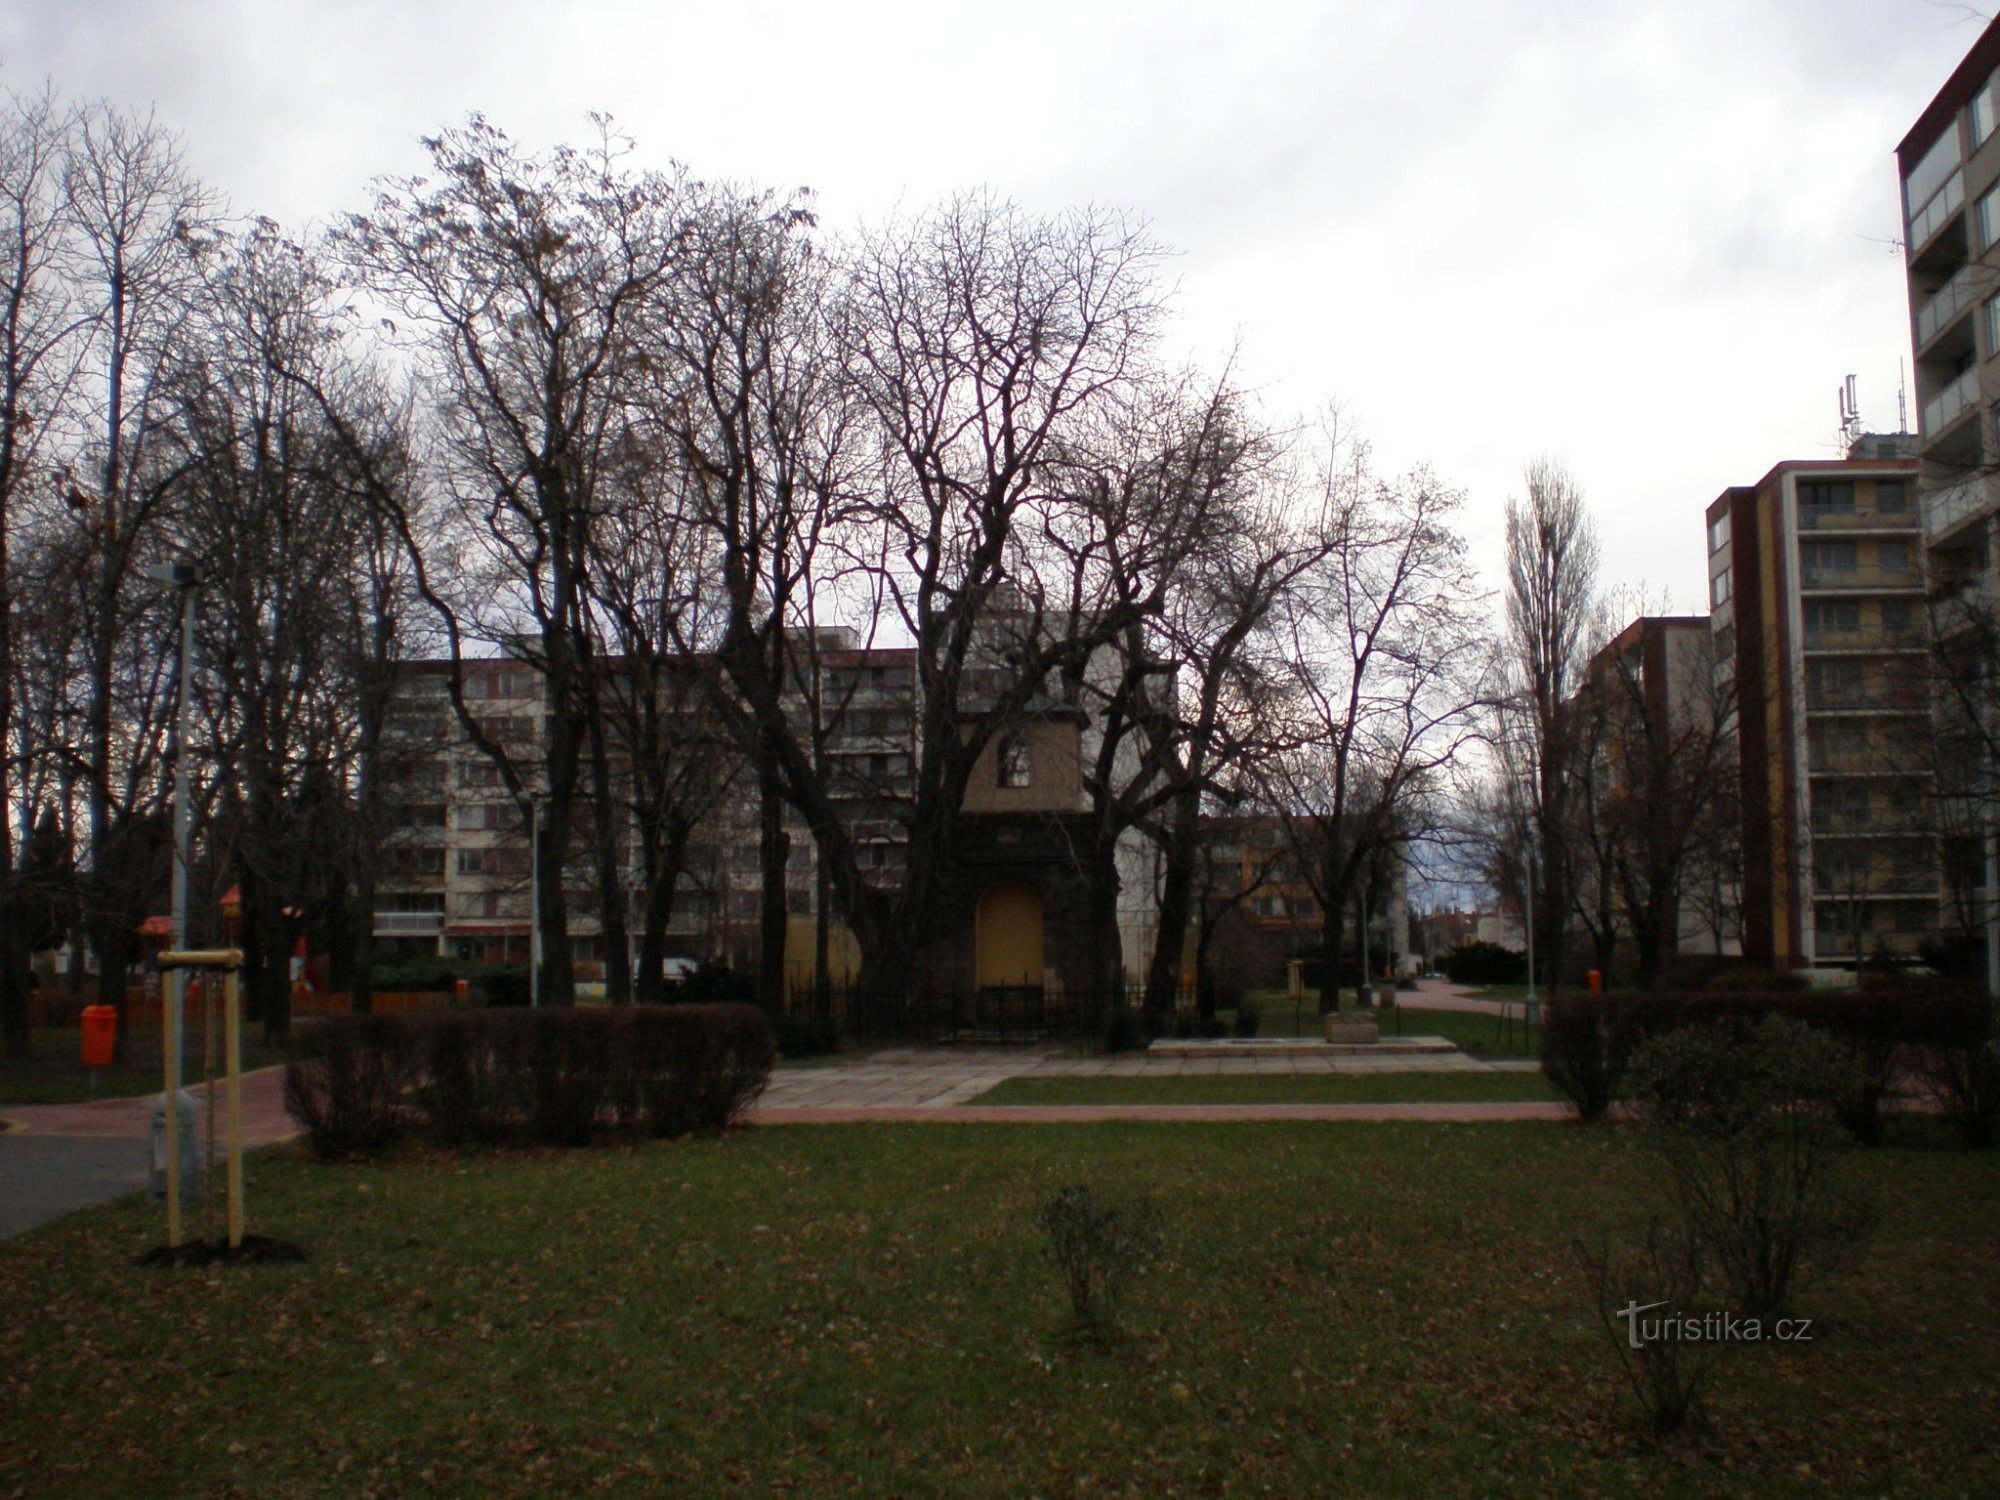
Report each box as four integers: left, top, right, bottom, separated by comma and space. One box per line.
1142, 802, 1199, 1026
1317, 854, 1352, 1015
586, 720, 633, 1004
756, 746, 789, 1015
631, 809, 687, 1007
1093, 849, 1124, 1001
347, 893, 377, 1017
0, 915, 29, 1061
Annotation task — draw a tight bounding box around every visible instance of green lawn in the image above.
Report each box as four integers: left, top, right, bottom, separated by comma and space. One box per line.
972, 1070, 1557, 1106
3, 1122, 1996, 1496
0, 1026, 289, 1105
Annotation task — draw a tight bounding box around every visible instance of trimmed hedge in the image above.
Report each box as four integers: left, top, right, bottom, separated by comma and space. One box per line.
1441, 942, 1527, 986
284, 1004, 775, 1159
284, 1013, 419, 1159
1540, 985, 1998, 1146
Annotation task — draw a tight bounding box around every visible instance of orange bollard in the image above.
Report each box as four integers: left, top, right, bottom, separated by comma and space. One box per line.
1588, 969, 1603, 996
80, 1005, 117, 1068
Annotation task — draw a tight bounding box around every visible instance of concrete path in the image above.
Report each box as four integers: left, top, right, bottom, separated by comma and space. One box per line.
758, 1036, 1551, 1116
0, 1135, 151, 1240
750, 1102, 1569, 1125
1397, 977, 1530, 1016
0, 1067, 295, 1241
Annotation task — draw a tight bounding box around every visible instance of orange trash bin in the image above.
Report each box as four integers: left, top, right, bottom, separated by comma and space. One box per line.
81, 1005, 117, 1068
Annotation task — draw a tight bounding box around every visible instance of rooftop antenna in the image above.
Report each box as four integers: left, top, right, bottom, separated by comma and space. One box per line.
1838, 374, 1862, 453
1897, 360, 1909, 436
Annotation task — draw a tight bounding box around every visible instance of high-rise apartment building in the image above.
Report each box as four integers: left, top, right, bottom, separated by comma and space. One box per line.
1899, 18, 2000, 990
1706, 451, 1941, 970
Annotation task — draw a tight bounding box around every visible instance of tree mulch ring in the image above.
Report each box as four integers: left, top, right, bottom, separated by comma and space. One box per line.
135, 1235, 308, 1269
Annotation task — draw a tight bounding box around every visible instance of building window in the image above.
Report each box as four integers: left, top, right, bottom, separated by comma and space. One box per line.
1873, 480, 1908, 514
1707, 513, 1730, 555
1907, 128, 1963, 220
1799, 480, 1856, 516
1979, 185, 2000, 251
1800, 539, 1857, 584
1976, 74, 1998, 148
997, 733, 1032, 788
458, 760, 500, 788
1709, 567, 1731, 607
1804, 599, 1860, 638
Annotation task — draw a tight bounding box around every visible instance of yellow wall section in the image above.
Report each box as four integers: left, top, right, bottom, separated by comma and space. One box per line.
976, 880, 1045, 988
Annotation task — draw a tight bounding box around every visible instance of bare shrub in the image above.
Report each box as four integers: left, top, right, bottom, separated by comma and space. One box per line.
1575, 1220, 1727, 1439
283, 1015, 417, 1159
1033, 1184, 1164, 1340
1628, 1015, 1873, 1322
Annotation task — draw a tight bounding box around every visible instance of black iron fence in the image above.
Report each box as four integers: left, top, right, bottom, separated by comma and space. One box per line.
789, 982, 1194, 1043
814, 983, 1121, 1043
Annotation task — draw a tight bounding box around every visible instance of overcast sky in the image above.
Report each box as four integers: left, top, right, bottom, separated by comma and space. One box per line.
3, 0, 1989, 616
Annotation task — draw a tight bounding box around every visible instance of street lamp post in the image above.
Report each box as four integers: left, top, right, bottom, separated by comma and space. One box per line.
142, 561, 198, 1244
1523, 841, 1538, 1009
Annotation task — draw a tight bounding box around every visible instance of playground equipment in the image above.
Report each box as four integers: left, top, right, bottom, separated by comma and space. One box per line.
155, 950, 246, 1250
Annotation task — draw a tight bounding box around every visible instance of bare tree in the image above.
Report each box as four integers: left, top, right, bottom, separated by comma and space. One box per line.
1925, 546, 2000, 993
61, 100, 216, 1043
337, 116, 689, 1006
1264, 440, 1487, 1011
1499, 456, 1599, 996
0, 85, 84, 1055
160, 221, 413, 1041
1565, 614, 1739, 985
694, 193, 1200, 996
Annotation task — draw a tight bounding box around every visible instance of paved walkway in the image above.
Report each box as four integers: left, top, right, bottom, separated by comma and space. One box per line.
0, 1135, 152, 1240
1397, 977, 1536, 1016
759, 1033, 1529, 1112
0, 1067, 296, 1240
0, 1065, 295, 1143
750, 1102, 1568, 1124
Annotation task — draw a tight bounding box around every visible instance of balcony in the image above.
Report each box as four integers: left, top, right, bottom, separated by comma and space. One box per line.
1807, 743, 1918, 773
1923, 476, 1997, 540
1916, 264, 1978, 349
1799, 565, 1923, 592
1802, 626, 1925, 652
1805, 686, 1927, 714
373, 911, 444, 937
1909, 169, 1966, 266
1920, 366, 1979, 443
1798, 504, 1919, 533
1931, 572, 1998, 638
1810, 810, 1913, 836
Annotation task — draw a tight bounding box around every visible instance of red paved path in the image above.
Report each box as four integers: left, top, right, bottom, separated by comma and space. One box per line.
0, 1065, 296, 1143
